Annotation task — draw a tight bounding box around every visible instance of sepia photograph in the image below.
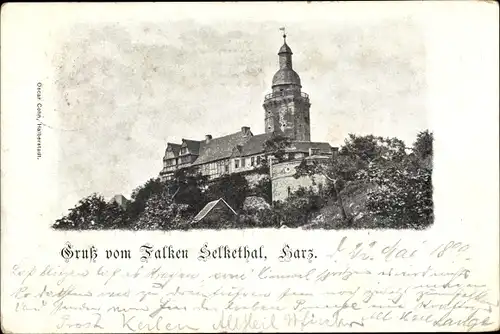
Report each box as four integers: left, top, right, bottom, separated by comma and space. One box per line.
49, 19, 432, 232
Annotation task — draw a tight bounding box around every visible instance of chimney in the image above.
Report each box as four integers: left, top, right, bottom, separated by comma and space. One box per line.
205, 134, 212, 143
241, 126, 250, 136
331, 147, 338, 158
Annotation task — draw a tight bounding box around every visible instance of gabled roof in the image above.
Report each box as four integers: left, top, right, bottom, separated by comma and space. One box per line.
166, 143, 181, 156
192, 131, 251, 165
162, 129, 334, 167
111, 194, 129, 203
237, 133, 273, 157
181, 139, 201, 155
191, 198, 237, 223
109, 194, 129, 208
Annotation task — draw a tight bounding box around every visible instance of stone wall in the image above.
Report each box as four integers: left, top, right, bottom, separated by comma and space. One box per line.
271, 159, 327, 202
264, 95, 311, 141
244, 172, 269, 188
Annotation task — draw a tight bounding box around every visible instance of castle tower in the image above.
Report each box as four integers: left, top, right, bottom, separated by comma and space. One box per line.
263, 30, 311, 141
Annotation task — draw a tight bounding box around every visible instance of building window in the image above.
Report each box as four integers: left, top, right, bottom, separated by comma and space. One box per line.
241, 158, 246, 168
235, 159, 239, 169
180, 147, 188, 155
287, 187, 291, 196
256, 156, 261, 165
209, 162, 216, 176
251, 157, 255, 166
224, 164, 229, 173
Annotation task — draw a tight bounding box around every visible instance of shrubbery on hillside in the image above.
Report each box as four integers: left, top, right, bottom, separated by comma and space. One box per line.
296, 130, 434, 229
52, 131, 433, 230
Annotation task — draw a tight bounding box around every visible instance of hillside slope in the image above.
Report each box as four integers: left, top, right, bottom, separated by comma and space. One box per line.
304, 180, 386, 230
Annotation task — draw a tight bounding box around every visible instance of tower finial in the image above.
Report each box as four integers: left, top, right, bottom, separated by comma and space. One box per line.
279, 27, 286, 42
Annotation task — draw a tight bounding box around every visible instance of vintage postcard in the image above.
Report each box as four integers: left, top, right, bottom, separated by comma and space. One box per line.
1, 2, 499, 333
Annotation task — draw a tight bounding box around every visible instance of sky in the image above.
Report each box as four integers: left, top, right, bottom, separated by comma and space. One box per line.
51, 16, 427, 209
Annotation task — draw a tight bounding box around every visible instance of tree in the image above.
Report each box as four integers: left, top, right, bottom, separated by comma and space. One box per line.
134, 192, 191, 230
256, 156, 270, 174
412, 130, 433, 161
273, 187, 326, 227
295, 158, 350, 221
53, 193, 108, 230
295, 134, 410, 223
127, 178, 166, 219
100, 201, 129, 229
339, 134, 408, 172
263, 133, 292, 163
204, 173, 250, 210
172, 168, 208, 212
365, 160, 433, 229
253, 176, 272, 204
365, 131, 433, 229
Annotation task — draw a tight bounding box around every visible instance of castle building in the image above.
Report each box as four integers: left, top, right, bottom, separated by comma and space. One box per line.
264, 35, 311, 141
160, 33, 336, 201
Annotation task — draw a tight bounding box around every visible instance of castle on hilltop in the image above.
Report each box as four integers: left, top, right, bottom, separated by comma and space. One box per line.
160, 32, 337, 201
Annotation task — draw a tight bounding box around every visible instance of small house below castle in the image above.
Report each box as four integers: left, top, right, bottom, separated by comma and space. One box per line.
191, 198, 238, 228
109, 194, 130, 210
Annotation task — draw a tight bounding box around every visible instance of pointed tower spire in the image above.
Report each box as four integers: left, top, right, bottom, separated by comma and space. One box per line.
280, 27, 287, 43
264, 28, 311, 141
277, 27, 293, 70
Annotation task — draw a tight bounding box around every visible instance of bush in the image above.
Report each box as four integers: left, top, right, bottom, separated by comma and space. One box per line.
273, 187, 327, 228
53, 193, 129, 230
135, 192, 192, 230
204, 173, 250, 210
